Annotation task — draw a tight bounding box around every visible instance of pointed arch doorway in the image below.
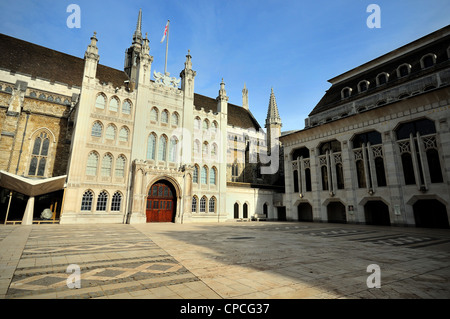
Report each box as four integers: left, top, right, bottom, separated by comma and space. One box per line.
146, 180, 177, 222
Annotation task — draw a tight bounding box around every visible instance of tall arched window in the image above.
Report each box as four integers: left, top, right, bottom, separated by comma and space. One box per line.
158, 135, 167, 161
119, 127, 129, 142
111, 192, 122, 211
105, 125, 116, 140
201, 166, 208, 184
194, 117, 201, 130
203, 119, 209, 130
209, 197, 216, 213
193, 165, 199, 183
96, 191, 108, 211
171, 112, 179, 126
210, 167, 217, 185
81, 190, 94, 211
192, 196, 198, 213
200, 196, 207, 213
101, 154, 113, 177
109, 97, 119, 112
150, 108, 158, 122
169, 136, 178, 162
202, 142, 209, 159
161, 110, 169, 124
115, 155, 126, 178
86, 152, 99, 176
147, 134, 156, 160
91, 122, 103, 137
28, 131, 50, 177
95, 94, 106, 109
122, 100, 131, 114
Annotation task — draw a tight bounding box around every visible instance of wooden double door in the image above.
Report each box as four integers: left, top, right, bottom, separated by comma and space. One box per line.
146, 182, 176, 222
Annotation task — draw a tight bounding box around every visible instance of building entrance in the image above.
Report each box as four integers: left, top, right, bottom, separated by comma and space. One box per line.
146, 181, 176, 222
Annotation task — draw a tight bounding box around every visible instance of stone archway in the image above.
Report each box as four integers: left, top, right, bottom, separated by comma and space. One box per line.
413, 199, 449, 229
146, 180, 177, 223
327, 201, 346, 224
364, 200, 391, 226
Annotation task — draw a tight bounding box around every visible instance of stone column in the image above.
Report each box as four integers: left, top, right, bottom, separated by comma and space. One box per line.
22, 196, 35, 225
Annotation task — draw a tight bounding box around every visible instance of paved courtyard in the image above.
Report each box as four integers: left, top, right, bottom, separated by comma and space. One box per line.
0, 221, 449, 299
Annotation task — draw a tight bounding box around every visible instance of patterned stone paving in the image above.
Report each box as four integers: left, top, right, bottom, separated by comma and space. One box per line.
3, 225, 213, 299
1, 222, 450, 299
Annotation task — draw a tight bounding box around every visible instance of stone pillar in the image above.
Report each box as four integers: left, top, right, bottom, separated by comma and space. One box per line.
22, 196, 34, 225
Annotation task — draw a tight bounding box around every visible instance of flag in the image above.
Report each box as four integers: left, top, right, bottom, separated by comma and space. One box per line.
160, 20, 169, 43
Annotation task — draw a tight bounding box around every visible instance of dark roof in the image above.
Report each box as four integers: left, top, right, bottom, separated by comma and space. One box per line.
309, 26, 450, 117
193, 94, 261, 130
0, 33, 262, 130
0, 33, 129, 88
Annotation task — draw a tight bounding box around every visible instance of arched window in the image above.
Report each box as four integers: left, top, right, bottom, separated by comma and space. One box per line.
91, 122, 103, 137
101, 154, 113, 177
119, 127, 129, 142
150, 108, 158, 122
358, 80, 369, 93
122, 100, 131, 114
341, 87, 351, 99
210, 167, 216, 185
211, 143, 218, 159
203, 119, 209, 130
147, 134, 156, 160
192, 196, 198, 213
376, 73, 389, 86
336, 163, 345, 189
81, 190, 94, 211
171, 112, 179, 126
96, 191, 108, 211
200, 196, 207, 212
397, 64, 411, 78
169, 136, 178, 162
158, 135, 167, 161
95, 94, 106, 109
105, 125, 116, 140
194, 140, 201, 155
86, 152, 99, 176
263, 203, 268, 216
209, 197, 216, 213
194, 117, 201, 130
193, 165, 199, 183
109, 97, 119, 112
115, 155, 126, 178
202, 142, 209, 159
201, 166, 208, 184
421, 54, 436, 69
28, 131, 50, 177
211, 121, 218, 133
161, 110, 169, 124
111, 192, 122, 211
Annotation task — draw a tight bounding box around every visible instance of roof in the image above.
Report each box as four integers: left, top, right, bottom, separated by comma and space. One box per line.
193, 94, 261, 130
0, 170, 66, 197
0, 33, 129, 88
0, 33, 262, 130
309, 25, 450, 117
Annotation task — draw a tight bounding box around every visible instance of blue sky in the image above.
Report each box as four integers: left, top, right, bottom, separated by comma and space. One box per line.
1, 0, 449, 132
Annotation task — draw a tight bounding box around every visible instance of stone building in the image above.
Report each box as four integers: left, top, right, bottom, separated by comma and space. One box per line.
0, 10, 284, 224
280, 25, 450, 228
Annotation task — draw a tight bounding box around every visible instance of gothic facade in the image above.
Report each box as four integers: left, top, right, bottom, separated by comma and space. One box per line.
280, 25, 450, 228
0, 11, 284, 224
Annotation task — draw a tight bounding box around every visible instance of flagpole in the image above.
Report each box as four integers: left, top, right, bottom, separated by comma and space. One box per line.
164, 20, 170, 75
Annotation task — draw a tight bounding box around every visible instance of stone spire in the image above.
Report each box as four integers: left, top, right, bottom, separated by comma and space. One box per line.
265, 87, 282, 127
242, 83, 249, 110
133, 9, 143, 45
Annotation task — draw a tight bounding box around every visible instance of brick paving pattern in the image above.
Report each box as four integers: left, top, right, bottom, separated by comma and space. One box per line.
1, 221, 449, 299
